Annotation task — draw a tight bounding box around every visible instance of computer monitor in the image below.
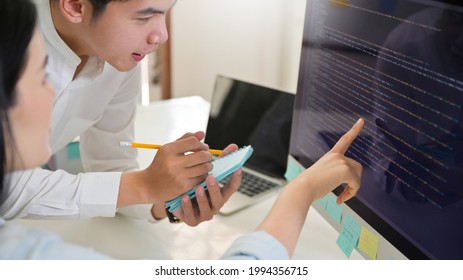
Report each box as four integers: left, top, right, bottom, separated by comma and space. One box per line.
289, 0, 463, 259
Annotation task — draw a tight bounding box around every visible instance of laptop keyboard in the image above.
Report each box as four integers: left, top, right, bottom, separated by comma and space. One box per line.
219, 171, 279, 197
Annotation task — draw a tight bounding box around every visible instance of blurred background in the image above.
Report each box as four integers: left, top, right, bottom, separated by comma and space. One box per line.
143, 0, 306, 104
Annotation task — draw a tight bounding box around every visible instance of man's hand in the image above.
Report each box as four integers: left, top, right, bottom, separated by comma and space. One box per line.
172, 144, 242, 226
118, 131, 213, 208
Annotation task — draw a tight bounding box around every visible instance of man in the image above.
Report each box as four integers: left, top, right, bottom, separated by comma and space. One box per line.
0, 0, 240, 226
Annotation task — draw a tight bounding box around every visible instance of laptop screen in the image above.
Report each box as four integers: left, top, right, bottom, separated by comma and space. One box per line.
205, 75, 295, 179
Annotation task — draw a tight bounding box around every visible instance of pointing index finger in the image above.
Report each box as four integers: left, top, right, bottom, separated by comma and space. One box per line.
330, 118, 365, 155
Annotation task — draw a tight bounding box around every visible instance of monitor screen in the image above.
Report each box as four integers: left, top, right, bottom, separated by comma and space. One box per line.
290, 0, 463, 259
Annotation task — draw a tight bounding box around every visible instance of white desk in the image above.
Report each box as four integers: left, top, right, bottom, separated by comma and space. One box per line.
19, 96, 363, 260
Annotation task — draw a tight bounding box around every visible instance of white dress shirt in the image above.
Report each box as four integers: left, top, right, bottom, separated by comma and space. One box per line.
0, 0, 150, 220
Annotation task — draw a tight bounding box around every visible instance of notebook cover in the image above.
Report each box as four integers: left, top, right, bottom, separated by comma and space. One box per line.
166, 145, 254, 212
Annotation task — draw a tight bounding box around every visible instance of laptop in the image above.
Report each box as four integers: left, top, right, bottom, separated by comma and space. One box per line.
205, 75, 295, 215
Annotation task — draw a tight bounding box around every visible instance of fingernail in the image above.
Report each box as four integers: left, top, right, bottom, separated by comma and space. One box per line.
197, 186, 205, 197
207, 176, 217, 185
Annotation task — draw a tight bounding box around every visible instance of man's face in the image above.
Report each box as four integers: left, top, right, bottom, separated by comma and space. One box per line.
82, 0, 176, 71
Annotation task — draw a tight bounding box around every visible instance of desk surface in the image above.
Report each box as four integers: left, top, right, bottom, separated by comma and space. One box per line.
20, 96, 363, 260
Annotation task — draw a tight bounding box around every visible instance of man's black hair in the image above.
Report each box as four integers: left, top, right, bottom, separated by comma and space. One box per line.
51, 0, 129, 20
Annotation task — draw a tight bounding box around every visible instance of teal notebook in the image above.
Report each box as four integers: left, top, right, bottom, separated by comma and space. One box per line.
165, 145, 254, 212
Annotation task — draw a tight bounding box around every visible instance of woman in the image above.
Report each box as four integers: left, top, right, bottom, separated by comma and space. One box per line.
0, 0, 363, 259
0, 0, 111, 259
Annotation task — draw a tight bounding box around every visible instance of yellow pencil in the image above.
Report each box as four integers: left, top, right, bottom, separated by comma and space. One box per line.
119, 141, 223, 155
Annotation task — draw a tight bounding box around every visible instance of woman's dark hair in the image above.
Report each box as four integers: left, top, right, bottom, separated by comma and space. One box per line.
0, 0, 37, 200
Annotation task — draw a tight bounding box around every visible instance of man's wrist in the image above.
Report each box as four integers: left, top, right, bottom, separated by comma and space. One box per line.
151, 204, 167, 220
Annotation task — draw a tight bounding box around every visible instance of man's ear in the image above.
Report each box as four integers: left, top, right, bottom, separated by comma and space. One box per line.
58, 0, 88, 24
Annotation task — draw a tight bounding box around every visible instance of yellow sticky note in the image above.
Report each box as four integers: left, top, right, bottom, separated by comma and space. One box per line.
357, 227, 379, 260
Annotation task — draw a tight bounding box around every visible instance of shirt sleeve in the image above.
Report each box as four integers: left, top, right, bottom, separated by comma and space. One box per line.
221, 231, 289, 260
0, 168, 120, 220
0, 219, 111, 260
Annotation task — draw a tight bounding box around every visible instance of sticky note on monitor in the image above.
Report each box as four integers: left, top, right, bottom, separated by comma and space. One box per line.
358, 226, 379, 260
284, 157, 305, 182
315, 195, 329, 210
336, 213, 361, 258
326, 193, 343, 224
